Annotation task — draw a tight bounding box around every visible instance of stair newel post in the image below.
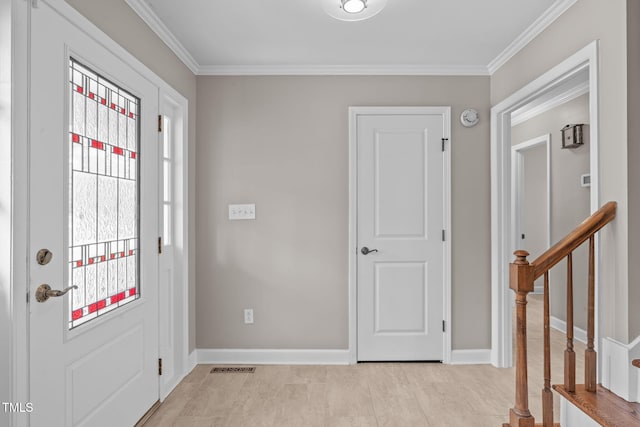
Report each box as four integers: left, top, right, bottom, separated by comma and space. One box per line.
585, 236, 597, 392
509, 250, 535, 427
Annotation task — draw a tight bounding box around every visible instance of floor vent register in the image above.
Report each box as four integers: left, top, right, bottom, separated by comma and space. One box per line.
210, 367, 256, 373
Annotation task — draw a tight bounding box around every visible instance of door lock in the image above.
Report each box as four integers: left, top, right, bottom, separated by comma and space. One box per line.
36, 249, 53, 265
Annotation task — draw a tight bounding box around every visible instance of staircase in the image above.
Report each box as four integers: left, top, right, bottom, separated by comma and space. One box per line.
502, 202, 640, 426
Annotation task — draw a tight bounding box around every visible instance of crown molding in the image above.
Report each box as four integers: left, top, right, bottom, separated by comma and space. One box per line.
125, 0, 199, 74
196, 64, 490, 76
487, 0, 578, 75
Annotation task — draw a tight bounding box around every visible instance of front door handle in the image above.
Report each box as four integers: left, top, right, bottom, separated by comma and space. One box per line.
35, 284, 77, 303
360, 247, 379, 255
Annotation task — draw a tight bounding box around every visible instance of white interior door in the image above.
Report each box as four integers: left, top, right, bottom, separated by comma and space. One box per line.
356, 110, 447, 361
29, 2, 159, 425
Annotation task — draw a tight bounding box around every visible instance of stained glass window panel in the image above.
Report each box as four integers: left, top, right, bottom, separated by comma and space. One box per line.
68, 58, 140, 329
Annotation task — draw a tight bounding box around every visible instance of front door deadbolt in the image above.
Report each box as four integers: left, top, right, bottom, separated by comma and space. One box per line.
36, 249, 53, 265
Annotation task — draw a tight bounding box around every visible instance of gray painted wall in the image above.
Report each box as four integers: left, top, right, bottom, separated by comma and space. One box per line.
491, 0, 633, 343
512, 95, 591, 330
627, 0, 640, 340
64, 0, 198, 351
195, 76, 491, 350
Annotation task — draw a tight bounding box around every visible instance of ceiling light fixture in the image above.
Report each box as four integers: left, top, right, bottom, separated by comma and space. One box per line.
342, 0, 366, 14
323, 0, 387, 22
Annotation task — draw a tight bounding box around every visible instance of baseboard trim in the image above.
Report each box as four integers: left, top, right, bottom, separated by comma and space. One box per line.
196, 349, 351, 365
550, 316, 587, 344
188, 350, 198, 371
449, 349, 492, 365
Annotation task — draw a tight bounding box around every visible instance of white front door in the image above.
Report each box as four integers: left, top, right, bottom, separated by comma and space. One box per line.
29, 2, 159, 425
356, 109, 448, 361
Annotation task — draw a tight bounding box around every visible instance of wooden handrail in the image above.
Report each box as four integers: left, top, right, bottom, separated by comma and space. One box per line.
531, 201, 617, 280
506, 202, 617, 427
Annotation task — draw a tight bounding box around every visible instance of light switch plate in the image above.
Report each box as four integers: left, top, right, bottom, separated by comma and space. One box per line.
229, 204, 256, 220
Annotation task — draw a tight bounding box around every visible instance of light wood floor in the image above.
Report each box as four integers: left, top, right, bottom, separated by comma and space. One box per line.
144, 295, 585, 426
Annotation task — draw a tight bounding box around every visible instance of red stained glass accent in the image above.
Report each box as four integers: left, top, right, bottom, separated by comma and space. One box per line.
101, 98, 107, 105
111, 103, 116, 110
121, 107, 126, 114
129, 288, 136, 296
129, 112, 134, 118
88, 258, 94, 265
88, 303, 97, 313
89, 92, 95, 100
77, 86, 83, 94
72, 309, 83, 320
110, 254, 116, 260
120, 251, 125, 257
110, 292, 126, 304
129, 250, 133, 256
91, 140, 104, 150
97, 300, 106, 310
72, 133, 80, 143
76, 260, 83, 267
101, 256, 106, 262
131, 152, 137, 159
113, 147, 124, 156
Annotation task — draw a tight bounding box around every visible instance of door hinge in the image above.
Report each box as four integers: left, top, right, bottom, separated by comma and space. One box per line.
442, 138, 449, 152
158, 237, 162, 254
158, 115, 163, 133
26, 292, 30, 304
158, 358, 163, 376
442, 230, 446, 242
442, 320, 446, 333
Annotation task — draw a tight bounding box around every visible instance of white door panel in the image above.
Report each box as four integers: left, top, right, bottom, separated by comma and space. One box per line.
29, 2, 159, 425
374, 262, 427, 333
357, 112, 447, 361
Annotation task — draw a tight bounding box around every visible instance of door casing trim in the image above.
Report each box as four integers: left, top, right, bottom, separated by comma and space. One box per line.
348, 106, 452, 364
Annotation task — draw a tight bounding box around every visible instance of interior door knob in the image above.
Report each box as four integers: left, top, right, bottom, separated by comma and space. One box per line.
360, 247, 378, 255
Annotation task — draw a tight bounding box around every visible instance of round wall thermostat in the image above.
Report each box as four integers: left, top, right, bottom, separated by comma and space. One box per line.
460, 109, 479, 127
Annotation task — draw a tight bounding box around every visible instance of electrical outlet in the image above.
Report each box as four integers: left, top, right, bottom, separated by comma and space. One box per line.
244, 309, 254, 324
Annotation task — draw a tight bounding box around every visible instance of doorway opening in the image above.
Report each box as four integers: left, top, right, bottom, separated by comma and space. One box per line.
511, 134, 551, 296
490, 41, 599, 368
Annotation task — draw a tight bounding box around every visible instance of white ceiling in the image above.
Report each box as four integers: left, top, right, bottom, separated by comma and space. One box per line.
133, 0, 571, 75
